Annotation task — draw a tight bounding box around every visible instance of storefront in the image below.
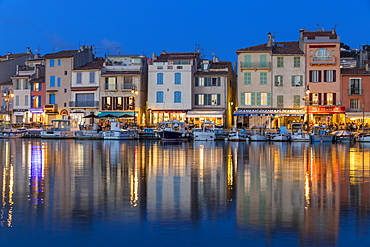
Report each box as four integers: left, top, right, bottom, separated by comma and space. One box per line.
150, 110, 187, 124
307, 106, 346, 125
185, 110, 225, 128
30, 108, 45, 125
234, 109, 305, 129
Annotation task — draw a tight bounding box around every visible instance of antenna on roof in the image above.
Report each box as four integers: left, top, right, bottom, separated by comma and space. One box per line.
34, 46, 41, 53
316, 24, 324, 31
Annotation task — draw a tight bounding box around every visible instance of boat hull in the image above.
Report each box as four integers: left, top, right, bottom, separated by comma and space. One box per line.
158, 130, 189, 141
311, 135, 333, 142
102, 130, 137, 140
40, 130, 74, 139
193, 131, 215, 141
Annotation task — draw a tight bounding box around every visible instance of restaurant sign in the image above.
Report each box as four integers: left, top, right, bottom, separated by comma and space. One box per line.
307, 106, 345, 114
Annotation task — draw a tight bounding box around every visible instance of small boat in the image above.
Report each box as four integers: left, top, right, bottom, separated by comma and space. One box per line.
23, 128, 42, 138
102, 119, 138, 140
138, 128, 160, 140
214, 128, 229, 140
290, 123, 310, 142
0, 129, 25, 139
331, 130, 354, 142
310, 126, 333, 142
192, 121, 216, 141
270, 126, 290, 142
356, 132, 370, 142
249, 127, 268, 141
157, 120, 191, 141
40, 119, 76, 139
74, 130, 103, 140
227, 128, 247, 141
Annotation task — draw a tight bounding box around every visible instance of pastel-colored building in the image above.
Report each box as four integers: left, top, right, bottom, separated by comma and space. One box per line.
300, 28, 345, 125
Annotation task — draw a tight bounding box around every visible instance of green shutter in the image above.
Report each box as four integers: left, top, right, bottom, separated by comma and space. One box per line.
300, 76, 303, 86
217, 94, 221, 105
251, 92, 255, 105
294, 95, 300, 108
260, 55, 266, 67
217, 77, 221, 86
195, 94, 199, 105
277, 95, 284, 107
195, 77, 199, 86
256, 92, 261, 105
240, 92, 245, 106
267, 92, 271, 106
244, 55, 251, 67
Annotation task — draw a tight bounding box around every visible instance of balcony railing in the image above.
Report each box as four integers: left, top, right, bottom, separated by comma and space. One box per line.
348, 88, 363, 95
104, 84, 117, 90
121, 83, 133, 90
18, 65, 35, 71
69, 101, 99, 107
312, 56, 333, 61
348, 108, 364, 112
240, 61, 271, 69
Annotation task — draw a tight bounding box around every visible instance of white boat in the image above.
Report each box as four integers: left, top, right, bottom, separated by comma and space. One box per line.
192, 121, 216, 141
227, 128, 247, 141
290, 123, 310, 142
102, 119, 138, 140
0, 129, 25, 139
74, 130, 103, 140
138, 128, 160, 140
310, 126, 333, 142
357, 132, 370, 142
270, 126, 290, 142
249, 127, 268, 141
331, 130, 354, 142
157, 120, 191, 141
40, 119, 77, 139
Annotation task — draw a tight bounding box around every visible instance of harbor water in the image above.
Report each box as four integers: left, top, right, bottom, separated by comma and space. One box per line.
0, 139, 370, 246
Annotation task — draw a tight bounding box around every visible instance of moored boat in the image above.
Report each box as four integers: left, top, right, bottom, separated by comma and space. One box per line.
40, 119, 77, 139
102, 119, 138, 140
310, 126, 333, 142
157, 120, 191, 141
290, 123, 310, 142
249, 127, 268, 141
227, 128, 247, 141
192, 121, 216, 141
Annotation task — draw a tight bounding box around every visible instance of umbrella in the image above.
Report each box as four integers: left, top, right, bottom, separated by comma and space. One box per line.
83, 114, 99, 118
119, 114, 134, 118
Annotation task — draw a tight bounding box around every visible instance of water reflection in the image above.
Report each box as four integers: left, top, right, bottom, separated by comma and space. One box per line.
0, 139, 369, 245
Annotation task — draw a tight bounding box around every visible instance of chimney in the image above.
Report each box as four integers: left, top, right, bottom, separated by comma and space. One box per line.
332, 28, 336, 34
212, 56, 219, 63
6, 52, 11, 60
161, 50, 166, 54
80, 46, 85, 51
152, 52, 157, 60
267, 32, 273, 47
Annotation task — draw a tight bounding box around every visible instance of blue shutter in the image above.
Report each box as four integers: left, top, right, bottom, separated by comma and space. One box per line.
50, 94, 56, 104
217, 94, 220, 105
156, 91, 164, 103
195, 94, 199, 105
174, 91, 181, 103
58, 59, 61, 66
195, 77, 199, 86
157, 73, 163, 85
38, 96, 41, 108
49, 59, 54, 67
50, 76, 55, 87
57, 77, 61, 87
217, 77, 221, 86
174, 73, 181, 84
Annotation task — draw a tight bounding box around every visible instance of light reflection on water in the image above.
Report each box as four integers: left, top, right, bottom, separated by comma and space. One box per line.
0, 139, 370, 246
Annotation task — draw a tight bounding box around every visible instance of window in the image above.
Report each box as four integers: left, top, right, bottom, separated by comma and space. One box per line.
309, 70, 321, 82
49, 59, 54, 67
76, 72, 82, 84
212, 77, 221, 86
292, 75, 303, 86
195, 94, 204, 105
15, 95, 20, 106
64, 88, 67, 93
202, 63, 210, 70
32, 95, 41, 108
293, 95, 300, 108
243, 55, 251, 68
349, 78, 362, 95
174, 60, 190, 65
294, 57, 300, 67
33, 83, 41, 91
75, 93, 95, 107
325, 93, 334, 105
174, 91, 181, 103
350, 99, 360, 110
167, 66, 173, 69
157, 73, 164, 85
312, 93, 319, 105
58, 59, 61, 66
105, 77, 117, 90
174, 73, 181, 84
49, 94, 56, 104
24, 95, 29, 106
244, 92, 254, 105
156, 91, 164, 103
157, 66, 163, 70
13, 79, 21, 90
260, 55, 267, 67
274, 75, 283, 86
176, 66, 183, 69
277, 57, 284, 67
277, 95, 284, 107
256, 92, 270, 106
50, 76, 55, 87
123, 77, 133, 89
89, 72, 95, 84
211, 94, 218, 105
324, 70, 336, 82
57, 77, 61, 87
260, 72, 267, 85
314, 48, 331, 61
64, 71, 67, 75
23, 79, 29, 90
244, 72, 251, 85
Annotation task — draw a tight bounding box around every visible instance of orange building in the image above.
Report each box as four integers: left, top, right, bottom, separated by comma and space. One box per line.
300, 28, 345, 125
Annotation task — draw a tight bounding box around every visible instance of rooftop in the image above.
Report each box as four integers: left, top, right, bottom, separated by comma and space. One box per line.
43, 50, 79, 59
74, 57, 104, 70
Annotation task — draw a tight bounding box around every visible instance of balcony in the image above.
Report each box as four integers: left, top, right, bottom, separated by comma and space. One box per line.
240, 61, 271, 69
348, 88, 363, 95
45, 104, 57, 112
348, 108, 364, 112
309, 55, 336, 65
121, 83, 133, 90
69, 101, 99, 108
18, 65, 35, 71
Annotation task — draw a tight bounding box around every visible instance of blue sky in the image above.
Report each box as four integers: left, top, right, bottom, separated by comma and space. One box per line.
1, 0, 370, 62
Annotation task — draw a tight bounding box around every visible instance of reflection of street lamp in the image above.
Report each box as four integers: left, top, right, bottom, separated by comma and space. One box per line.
305, 86, 310, 131
3, 88, 14, 122
131, 85, 139, 125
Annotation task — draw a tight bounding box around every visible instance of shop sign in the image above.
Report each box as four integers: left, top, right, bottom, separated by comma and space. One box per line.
307, 106, 345, 114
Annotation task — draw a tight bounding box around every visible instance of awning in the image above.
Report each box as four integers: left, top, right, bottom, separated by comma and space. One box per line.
346, 112, 370, 119
97, 112, 134, 118
234, 109, 305, 117
186, 110, 224, 118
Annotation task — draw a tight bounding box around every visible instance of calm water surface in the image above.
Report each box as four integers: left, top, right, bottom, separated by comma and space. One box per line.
0, 139, 370, 246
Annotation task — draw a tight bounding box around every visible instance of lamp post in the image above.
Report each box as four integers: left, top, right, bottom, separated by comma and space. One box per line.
131, 85, 139, 126
3, 88, 14, 123
305, 86, 310, 132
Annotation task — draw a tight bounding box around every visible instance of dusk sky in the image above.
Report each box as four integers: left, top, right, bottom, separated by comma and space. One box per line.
1, 0, 370, 62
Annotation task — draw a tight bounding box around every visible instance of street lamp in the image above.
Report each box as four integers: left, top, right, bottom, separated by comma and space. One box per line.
131, 85, 139, 126
3, 88, 14, 123
305, 86, 310, 131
